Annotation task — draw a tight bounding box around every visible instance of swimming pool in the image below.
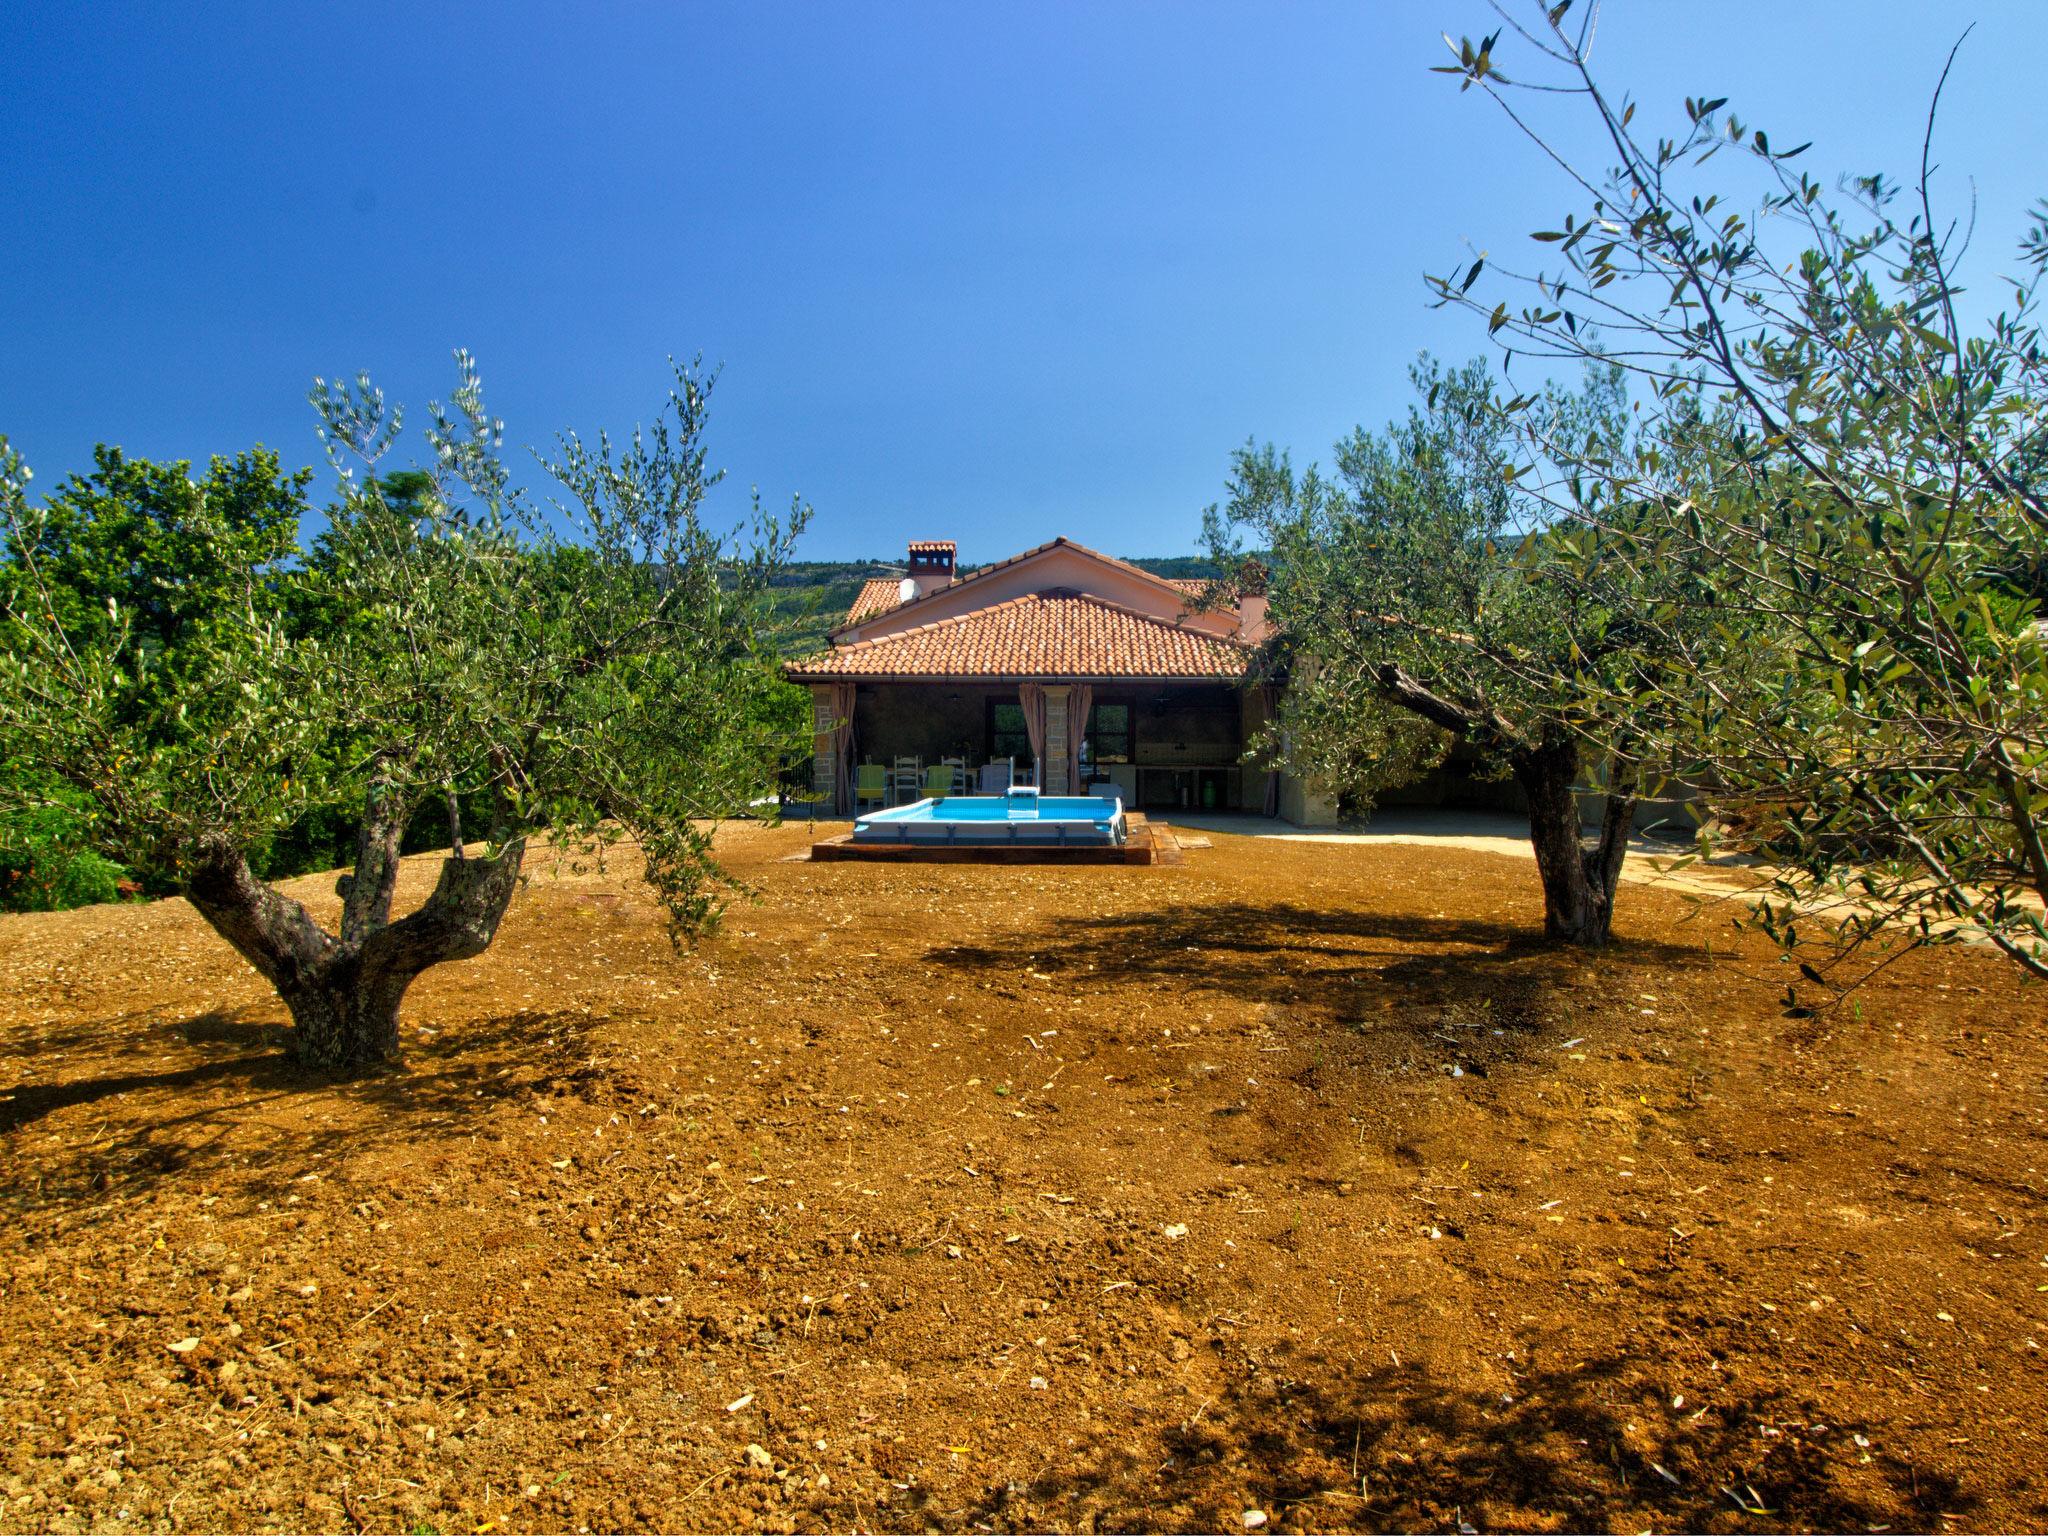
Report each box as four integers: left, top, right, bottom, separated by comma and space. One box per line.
852, 787, 1126, 846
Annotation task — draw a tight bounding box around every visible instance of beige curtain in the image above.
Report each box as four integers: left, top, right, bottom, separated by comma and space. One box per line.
826, 682, 856, 815
1067, 683, 1093, 791
1018, 682, 1048, 785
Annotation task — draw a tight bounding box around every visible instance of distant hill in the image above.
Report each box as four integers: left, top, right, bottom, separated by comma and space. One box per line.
1120, 555, 1229, 581
765, 560, 901, 657
768, 555, 1230, 657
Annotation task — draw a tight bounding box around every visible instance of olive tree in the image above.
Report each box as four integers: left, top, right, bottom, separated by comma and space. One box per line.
0, 353, 809, 1071
1208, 356, 1716, 946
1429, 3, 2048, 987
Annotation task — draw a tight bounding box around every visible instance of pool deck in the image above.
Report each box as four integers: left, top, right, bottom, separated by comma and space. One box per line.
809, 812, 1183, 866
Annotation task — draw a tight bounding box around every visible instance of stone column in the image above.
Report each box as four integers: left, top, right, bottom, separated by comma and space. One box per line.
1042, 686, 1072, 794
811, 685, 838, 805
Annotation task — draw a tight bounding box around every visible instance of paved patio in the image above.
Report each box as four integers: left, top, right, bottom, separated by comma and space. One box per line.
1163, 808, 1758, 901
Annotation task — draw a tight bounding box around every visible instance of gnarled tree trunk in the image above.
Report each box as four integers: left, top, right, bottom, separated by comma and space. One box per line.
1376, 661, 1639, 948
185, 835, 526, 1074
1513, 733, 1638, 947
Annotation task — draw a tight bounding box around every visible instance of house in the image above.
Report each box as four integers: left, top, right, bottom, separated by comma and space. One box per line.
785, 537, 1339, 824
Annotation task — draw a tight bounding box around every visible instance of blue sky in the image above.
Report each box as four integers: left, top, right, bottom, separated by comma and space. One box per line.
3, 2, 2043, 561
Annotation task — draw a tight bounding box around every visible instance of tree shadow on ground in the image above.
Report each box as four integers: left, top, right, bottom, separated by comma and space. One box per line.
928, 902, 1708, 1045
965, 1345, 1977, 1534
0, 1004, 642, 1223
0, 1045, 289, 1138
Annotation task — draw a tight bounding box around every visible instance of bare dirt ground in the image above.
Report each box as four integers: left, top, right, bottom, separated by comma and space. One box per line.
2, 821, 2043, 1535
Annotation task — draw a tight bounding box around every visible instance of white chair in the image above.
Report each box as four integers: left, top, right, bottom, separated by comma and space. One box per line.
890, 755, 923, 805
978, 759, 1013, 793
939, 757, 969, 795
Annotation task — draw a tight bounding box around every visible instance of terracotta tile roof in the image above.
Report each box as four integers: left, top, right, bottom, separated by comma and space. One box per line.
828, 536, 1205, 638
844, 577, 906, 625
786, 592, 1252, 682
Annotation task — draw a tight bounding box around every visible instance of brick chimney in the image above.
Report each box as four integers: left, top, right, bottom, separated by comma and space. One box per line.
905, 540, 957, 599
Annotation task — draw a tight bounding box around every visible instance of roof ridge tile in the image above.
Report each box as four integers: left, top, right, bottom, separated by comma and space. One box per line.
787, 590, 1252, 683
827, 535, 1206, 637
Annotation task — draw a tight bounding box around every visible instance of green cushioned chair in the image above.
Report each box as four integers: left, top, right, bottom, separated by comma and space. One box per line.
854, 763, 888, 812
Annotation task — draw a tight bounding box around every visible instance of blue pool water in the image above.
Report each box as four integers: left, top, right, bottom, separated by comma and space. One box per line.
872, 796, 1116, 823
852, 788, 1125, 846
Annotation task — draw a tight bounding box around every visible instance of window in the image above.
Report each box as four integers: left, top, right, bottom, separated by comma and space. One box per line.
989, 702, 1032, 765
1084, 702, 1131, 766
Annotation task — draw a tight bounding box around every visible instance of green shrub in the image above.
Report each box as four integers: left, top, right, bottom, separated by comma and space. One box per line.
0, 805, 134, 911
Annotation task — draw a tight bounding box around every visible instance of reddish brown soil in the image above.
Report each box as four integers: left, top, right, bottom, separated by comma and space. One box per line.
2, 822, 2044, 1534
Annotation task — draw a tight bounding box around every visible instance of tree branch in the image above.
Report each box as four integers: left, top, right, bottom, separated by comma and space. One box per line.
1374, 661, 1526, 746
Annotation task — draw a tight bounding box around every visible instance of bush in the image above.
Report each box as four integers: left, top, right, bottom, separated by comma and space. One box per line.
0, 805, 134, 911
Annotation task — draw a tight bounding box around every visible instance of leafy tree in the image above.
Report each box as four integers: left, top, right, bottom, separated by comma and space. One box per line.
0, 443, 309, 659
1430, 4, 2048, 986
0, 445, 313, 904
1207, 356, 1710, 946
0, 353, 809, 1071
